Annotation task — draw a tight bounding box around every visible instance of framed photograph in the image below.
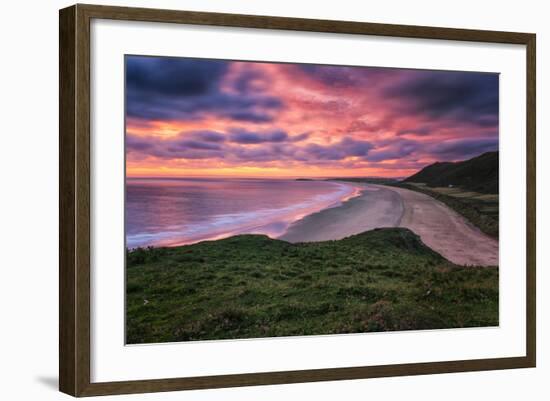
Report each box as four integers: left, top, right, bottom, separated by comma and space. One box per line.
59, 4, 536, 397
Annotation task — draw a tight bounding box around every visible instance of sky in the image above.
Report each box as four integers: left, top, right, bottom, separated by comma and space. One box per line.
125, 56, 499, 178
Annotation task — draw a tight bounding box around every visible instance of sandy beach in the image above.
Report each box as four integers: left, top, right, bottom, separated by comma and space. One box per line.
280, 185, 402, 242
279, 184, 498, 266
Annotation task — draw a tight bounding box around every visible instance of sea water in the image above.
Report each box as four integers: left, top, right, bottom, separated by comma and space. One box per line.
126, 178, 362, 248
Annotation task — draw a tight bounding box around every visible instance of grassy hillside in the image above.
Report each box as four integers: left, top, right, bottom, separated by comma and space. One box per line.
127, 228, 498, 344
404, 151, 498, 194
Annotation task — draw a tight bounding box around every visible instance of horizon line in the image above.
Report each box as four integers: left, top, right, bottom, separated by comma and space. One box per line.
125, 175, 406, 180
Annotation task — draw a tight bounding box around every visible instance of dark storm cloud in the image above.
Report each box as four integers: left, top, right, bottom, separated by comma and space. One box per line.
296, 138, 374, 161
364, 136, 497, 163
475, 115, 500, 128
126, 56, 228, 97
223, 110, 274, 123
126, 56, 284, 122
187, 130, 226, 143
127, 136, 224, 160
396, 127, 433, 136
427, 137, 498, 159
294, 64, 392, 89
129, 131, 497, 165
227, 129, 309, 145
229, 129, 289, 144
384, 71, 499, 125
126, 129, 311, 160
231, 69, 264, 93
296, 65, 360, 88
178, 140, 222, 151
229, 145, 289, 163
126, 132, 374, 164
366, 140, 420, 162
126, 135, 155, 152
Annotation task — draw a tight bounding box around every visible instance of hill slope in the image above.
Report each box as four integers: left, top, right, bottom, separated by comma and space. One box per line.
126, 228, 498, 344
404, 151, 498, 194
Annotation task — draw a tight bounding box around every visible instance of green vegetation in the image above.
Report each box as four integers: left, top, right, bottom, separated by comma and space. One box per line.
127, 228, 498, 344
404, 151, 498, 194
393, 182, 499, 238
396, 151, 499, 238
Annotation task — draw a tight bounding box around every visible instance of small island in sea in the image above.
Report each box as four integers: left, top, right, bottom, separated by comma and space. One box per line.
125, 55, 499, 344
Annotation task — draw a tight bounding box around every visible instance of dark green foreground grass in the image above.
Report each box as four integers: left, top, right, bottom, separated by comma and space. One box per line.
126, 228, 498, 344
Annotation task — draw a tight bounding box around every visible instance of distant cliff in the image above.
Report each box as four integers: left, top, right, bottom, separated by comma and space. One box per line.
404, 151, 498, 194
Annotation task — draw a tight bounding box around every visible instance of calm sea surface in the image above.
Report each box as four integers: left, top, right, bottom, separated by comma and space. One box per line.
126, 178, 362, 248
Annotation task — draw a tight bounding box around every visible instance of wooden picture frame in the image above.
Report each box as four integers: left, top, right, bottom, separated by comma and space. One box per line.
59, 3, 536, 397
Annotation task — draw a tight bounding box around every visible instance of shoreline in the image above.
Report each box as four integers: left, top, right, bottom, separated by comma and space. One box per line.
132, 180, 364, 249
279, 184, 403, 243
280, 183, 498, 266
376, 184, 499, 266
130, 181, 498, 266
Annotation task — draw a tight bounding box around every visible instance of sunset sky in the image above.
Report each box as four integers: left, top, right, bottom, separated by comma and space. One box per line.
125, 56, 499, 178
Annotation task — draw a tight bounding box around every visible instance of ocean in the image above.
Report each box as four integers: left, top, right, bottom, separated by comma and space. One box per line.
126, 178, 362, 248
